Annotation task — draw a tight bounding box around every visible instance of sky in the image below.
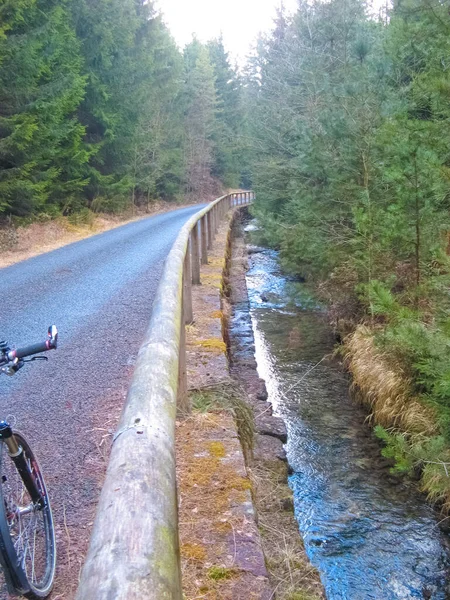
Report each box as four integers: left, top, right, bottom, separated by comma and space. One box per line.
156, 0, 298, 64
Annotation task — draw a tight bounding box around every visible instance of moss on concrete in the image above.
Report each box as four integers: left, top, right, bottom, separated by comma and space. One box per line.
207, 566, 239, 581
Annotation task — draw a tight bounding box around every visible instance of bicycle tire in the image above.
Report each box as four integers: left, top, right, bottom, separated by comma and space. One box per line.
0, 432, 56, 599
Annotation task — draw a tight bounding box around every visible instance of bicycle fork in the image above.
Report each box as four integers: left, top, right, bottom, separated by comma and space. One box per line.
0, 421, 46, 510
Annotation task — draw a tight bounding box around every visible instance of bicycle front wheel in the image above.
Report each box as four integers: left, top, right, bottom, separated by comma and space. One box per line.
0, 432, 56, 599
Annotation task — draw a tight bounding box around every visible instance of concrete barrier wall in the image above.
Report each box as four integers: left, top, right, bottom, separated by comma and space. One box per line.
76, 191, 254, 600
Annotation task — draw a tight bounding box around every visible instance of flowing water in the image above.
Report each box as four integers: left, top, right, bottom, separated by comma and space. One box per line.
242, 227, 450, 599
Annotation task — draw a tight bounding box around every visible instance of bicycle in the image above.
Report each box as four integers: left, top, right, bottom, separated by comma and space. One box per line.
0, 326, 58, 599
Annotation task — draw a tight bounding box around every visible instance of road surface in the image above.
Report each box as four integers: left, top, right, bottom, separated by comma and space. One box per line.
0, 204, 204, 598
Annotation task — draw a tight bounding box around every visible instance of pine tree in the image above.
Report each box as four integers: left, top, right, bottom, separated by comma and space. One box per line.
132, 15, 184, 204
207, 37, 243, 187
0, 0, 87, 217
375, 0, 450, 301
71, 0, 146, 209
183, 40, 218, 198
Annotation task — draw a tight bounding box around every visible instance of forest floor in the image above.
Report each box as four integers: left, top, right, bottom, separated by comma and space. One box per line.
0, 201, 191, 269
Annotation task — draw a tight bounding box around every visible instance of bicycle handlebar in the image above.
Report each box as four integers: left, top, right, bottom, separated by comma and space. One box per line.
4, 326, 58, 362
13, 340, 54, 360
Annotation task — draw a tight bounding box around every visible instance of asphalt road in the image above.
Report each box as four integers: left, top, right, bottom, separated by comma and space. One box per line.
0, 204, 204, 598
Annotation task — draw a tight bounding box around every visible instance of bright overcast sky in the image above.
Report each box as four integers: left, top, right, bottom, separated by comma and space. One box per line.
156, 0, 299, 64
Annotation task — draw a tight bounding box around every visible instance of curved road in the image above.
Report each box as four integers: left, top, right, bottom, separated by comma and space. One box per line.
0, 204, 204, 598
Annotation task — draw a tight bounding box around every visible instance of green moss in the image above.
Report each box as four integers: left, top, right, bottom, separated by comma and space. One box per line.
193, 338, 227, 353
152, 524, 179, 586
208, 441, 226, 458
207, 566, 238, 581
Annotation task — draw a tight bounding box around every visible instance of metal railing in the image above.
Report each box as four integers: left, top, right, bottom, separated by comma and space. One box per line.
76, 191, 254, 600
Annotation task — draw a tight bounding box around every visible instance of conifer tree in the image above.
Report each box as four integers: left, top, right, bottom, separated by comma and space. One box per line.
0, 0, 87, 216
132, 16, 184, 204
0, 0, 247, 218
183, 40, 218, 198
207, 37, 243, 187
70, 0, 144, 208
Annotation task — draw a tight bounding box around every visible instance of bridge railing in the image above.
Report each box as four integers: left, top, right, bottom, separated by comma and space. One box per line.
76, 191, 254, 600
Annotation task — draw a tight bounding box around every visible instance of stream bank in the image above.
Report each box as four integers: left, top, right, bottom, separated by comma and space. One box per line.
226, 212, 450, 600
177, 211, 273, 600
224, 212, 325, 600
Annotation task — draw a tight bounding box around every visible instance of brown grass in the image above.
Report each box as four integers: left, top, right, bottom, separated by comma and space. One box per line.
344, 325, 438, 436
0, 202, 189, 269
421, 458, 450, 511
344, 326, 450, 511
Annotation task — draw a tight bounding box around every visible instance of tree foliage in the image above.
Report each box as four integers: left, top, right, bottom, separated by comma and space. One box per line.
0, 3, 245, 217
0, 0, 87, 216
245, 0, 450, 490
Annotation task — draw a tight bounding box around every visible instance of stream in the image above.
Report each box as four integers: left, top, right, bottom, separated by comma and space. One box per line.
242, 225, 450, 599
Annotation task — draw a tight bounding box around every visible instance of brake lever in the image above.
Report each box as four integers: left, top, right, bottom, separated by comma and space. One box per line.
23, 356, 48, 362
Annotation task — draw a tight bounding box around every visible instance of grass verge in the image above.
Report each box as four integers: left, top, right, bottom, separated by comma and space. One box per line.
344, 325, 450, 512
0, 202, 187, 269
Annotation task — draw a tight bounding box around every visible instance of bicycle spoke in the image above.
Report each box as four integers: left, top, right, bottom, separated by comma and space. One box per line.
0, 439, 54, 593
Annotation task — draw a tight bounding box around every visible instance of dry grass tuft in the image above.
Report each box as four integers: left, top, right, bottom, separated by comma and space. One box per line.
345, 327, 450, 511
344, 325, 438, 436
0, 202, 186, 269
421, 459, 450, 510
181, 542, 207, 562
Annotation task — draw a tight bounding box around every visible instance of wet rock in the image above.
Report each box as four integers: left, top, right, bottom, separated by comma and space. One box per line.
281, 497, 294, 511
247, 246, 264, 255
256, 387, 268, 401
256, 414, 287, 443
254, 434, 286, 464
277, 449, 287, 462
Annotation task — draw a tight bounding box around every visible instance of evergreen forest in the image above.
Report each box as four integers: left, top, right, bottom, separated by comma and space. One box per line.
3, 0, 450, 507
0, 0, 244, 219
247, 0, 450, 508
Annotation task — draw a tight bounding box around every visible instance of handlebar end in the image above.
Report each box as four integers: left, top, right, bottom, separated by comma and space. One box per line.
48, 325, 58, 350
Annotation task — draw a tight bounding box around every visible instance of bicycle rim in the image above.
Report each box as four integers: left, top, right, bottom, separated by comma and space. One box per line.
0, 433, 55, 598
